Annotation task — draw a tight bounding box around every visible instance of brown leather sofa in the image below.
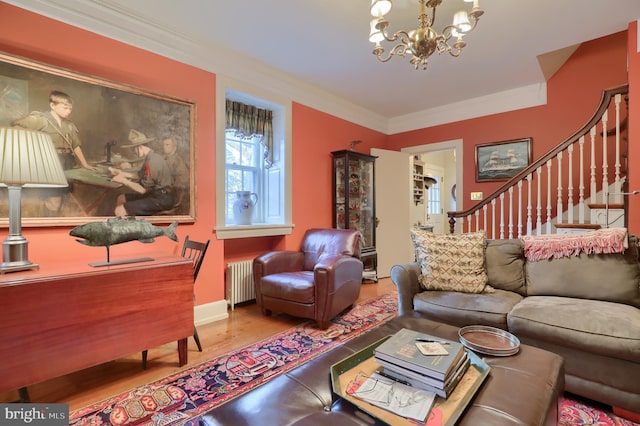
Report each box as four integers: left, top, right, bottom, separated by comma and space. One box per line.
253, 228, 364, 329
199, 316, 564, 425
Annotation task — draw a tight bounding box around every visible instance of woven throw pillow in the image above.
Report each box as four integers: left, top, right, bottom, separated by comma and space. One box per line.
410, 229, 492, 293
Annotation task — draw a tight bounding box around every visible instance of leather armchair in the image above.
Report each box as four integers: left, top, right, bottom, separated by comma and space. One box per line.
253, 228, 364, 329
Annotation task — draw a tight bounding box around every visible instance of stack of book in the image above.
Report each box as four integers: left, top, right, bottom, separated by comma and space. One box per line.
374, 328, 470, 398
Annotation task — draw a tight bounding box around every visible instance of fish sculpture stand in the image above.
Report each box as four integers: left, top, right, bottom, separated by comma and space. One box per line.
69, 217, 179, 266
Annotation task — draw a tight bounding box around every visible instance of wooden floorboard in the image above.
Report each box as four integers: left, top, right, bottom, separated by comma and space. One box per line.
0, 278, 395, 411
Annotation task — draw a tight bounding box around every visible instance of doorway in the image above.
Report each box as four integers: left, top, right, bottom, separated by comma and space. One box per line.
371, 141, 462, 278
402, 139, 462, 234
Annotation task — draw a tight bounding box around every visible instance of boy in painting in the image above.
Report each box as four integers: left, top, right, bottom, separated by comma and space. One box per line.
12, 90, 96, 216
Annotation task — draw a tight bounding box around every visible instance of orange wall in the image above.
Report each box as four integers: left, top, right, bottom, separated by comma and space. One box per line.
387, 31, 630, 214
223, 103, 387, 258
0, 3, 386, 306
0, 4, 637, 306
628, 21, 639, 234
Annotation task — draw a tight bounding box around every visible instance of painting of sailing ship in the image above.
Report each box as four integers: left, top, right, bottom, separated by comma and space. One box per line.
476, 138, 531, 182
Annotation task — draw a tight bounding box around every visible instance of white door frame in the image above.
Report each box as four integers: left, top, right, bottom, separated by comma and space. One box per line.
401, 139, 463, 233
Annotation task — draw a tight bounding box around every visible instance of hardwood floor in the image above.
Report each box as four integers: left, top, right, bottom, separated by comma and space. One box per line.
0, 278, 395, 412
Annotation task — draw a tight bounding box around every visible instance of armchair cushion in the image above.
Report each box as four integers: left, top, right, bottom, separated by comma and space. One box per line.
260, 271, 315, 304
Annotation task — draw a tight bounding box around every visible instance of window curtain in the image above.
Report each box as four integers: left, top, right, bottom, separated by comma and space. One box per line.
225, 100, 273, 168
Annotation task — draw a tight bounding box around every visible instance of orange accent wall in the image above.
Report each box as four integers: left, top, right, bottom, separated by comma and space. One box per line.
0, 4, 221, 302
0, 4, 387, 306
224, 103, 387, 255
0, 4, 637, 307
386, 31, 630, 214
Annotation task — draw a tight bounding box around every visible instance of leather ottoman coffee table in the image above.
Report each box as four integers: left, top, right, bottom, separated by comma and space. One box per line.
200, 316, 564, 425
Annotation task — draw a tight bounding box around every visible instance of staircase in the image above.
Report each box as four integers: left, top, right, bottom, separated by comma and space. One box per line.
448, 85, 630, 239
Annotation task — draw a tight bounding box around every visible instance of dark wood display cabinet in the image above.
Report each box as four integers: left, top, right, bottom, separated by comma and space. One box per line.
331, 150, 377, 282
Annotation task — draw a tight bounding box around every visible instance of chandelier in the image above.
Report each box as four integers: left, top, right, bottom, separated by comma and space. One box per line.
369, 0, 484, 70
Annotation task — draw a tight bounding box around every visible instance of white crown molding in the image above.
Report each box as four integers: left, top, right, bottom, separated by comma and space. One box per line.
5, 0, 390, 133
5, 0, 548, 136
388, 83, 548, 134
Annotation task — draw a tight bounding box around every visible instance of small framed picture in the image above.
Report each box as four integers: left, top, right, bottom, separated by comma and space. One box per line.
475, 137, 532, 182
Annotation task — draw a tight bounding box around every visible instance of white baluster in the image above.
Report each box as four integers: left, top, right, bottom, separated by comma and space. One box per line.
466, 214, 472, 233
590, 126, 597, 204
508, 186, 514, 239
483, 204, 488, 237
556, 152, 563, 226
499, 193, 505, 239
614, 93, 622, 202
491, 199, 496, 239
517, 180, 523, 238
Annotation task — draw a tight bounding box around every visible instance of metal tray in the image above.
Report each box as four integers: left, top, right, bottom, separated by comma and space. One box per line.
331, 335, 491, 426
458, 325, 520, 356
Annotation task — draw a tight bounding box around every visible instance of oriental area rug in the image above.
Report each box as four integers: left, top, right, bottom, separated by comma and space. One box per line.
69, 292, 399, 426
69, 290, 638, 426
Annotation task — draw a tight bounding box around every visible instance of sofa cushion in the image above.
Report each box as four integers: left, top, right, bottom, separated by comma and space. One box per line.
508, 296, 640, 363
413, 289, 523, 330
485, 239, 526, 295
525, 239, 640, 308
410, 229, 493, 294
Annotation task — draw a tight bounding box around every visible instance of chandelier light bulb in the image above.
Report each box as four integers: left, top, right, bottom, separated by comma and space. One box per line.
370, 0, 392, 17
453, 11, 472, 33
369, 19, 385, 42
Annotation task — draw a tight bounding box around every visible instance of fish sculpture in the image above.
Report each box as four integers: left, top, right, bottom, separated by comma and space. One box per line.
70, 217, 179, 262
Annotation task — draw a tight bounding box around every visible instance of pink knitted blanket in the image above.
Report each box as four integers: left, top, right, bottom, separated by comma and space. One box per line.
521, 228, 628, 261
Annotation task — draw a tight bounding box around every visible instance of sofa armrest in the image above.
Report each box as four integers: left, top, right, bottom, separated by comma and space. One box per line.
390, 262, 422, 316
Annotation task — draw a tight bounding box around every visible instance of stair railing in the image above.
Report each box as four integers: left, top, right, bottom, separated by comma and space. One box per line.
448, 84, 628, 238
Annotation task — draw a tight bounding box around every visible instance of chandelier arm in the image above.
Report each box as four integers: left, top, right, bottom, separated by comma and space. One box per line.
374, 42, 410, 63
381, 28, 411, 44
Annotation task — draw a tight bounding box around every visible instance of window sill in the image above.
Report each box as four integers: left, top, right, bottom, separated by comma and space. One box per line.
214, 223, 294, 239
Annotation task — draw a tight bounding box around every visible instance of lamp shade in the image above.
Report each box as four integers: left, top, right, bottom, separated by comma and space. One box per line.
0, 126, 68, 188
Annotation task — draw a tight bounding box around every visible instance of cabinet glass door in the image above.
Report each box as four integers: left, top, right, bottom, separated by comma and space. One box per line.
332, 150, 376, 250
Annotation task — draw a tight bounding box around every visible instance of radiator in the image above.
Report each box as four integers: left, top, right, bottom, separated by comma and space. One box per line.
226, 260, 256, 310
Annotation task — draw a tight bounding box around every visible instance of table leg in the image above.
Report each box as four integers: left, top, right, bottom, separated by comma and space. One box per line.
178, 337, 188, 366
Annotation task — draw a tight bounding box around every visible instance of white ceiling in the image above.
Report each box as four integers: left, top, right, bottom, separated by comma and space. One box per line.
5, 0, 640, 133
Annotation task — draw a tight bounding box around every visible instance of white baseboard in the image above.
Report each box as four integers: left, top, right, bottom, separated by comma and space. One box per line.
195, 299, 229, 325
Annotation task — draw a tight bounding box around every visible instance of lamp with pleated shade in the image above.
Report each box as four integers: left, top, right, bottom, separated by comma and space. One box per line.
0, 126, 68, 273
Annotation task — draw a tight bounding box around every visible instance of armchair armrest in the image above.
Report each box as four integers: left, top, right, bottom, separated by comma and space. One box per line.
390, 262, 422, 316
313, 254, 363, 292
254, 251, 305, 277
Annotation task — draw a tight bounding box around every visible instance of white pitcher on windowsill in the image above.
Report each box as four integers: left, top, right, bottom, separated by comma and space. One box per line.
233, 191, 258, 225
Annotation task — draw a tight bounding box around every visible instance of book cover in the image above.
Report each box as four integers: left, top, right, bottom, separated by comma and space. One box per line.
376, 351, 468, 389
373, 328, 465, 380
380, 354, 471, 399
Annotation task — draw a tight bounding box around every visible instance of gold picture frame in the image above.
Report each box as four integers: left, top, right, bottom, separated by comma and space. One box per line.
0, 52, 196, 226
